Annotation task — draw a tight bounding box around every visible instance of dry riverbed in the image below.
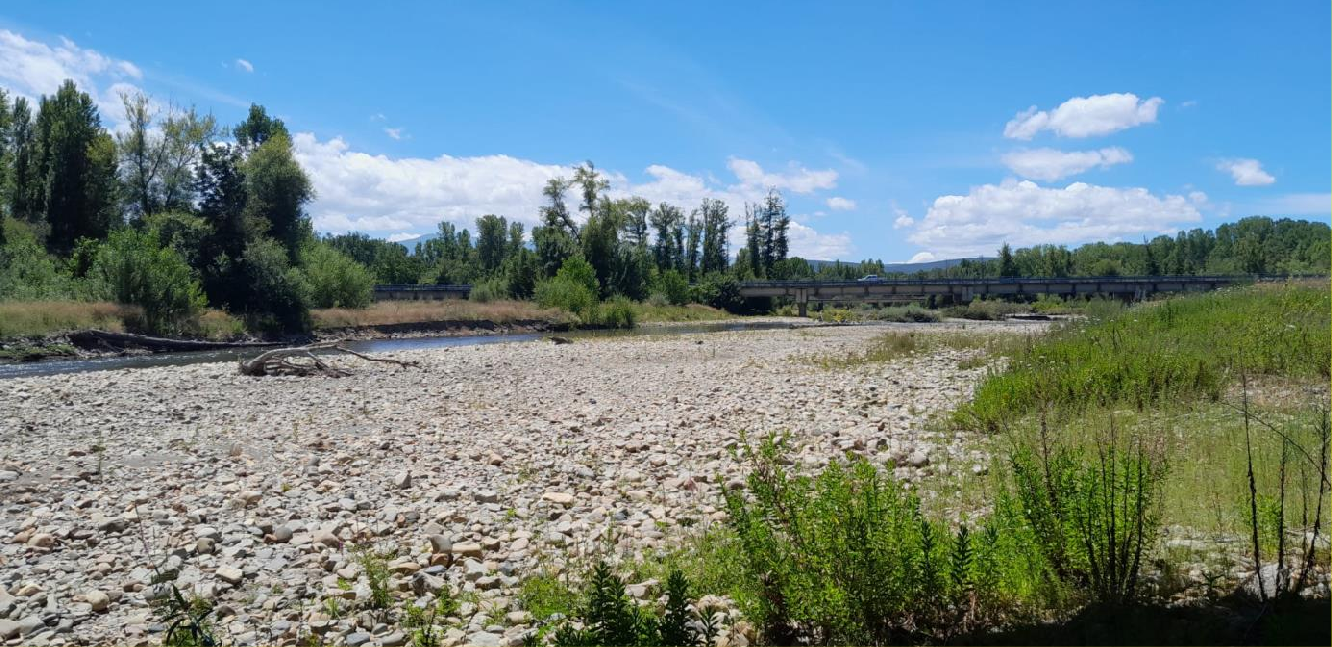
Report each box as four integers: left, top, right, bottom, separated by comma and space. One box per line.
0, 322, 1028, 646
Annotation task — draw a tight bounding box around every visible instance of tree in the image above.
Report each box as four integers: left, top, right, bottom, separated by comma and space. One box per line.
32, 80, 120, 254
91, 227, 206, 334
241, 237, 311, 333
621, 197, 650, 248
117, 92, 220, 220
301, 243, 373, 308
7, 96, 41, 226
998, 243, 1018, 277
475, 214, 509, 273
649, 203, 684, 272
242, 132, 312, 263
572, 161, 608, 220
195, 143, 251, 309
233, 103, 288, 151
684, 212, 701, 279
744, 204, 763, 278
0, 89, 11, 223
698, 198, 731, 274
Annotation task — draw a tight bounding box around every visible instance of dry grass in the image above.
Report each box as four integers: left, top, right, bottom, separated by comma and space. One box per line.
312, 299, 575, 329
0, 301, 135, 338
631, 303, 732, 323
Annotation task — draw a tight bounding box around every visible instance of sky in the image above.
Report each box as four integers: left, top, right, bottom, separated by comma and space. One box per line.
1, 1, 1328, 262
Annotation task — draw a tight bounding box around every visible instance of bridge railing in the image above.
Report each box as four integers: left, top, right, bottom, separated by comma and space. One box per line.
736, 274, 1310, 288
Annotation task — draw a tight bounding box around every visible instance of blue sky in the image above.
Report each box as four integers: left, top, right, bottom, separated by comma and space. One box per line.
2, 1, 1328, 261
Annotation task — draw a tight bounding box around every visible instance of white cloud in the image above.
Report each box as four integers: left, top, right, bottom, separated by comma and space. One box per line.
826, 196, 856, 210
1216, 158, 1275, 186
384, 127, 406, 140
905, 252, 936, 263
726, 157, 837, 194
0, 29, 145, 127
235, 58, 253, 73
907, 179, 1203, 257
1001, 147, 1133, 181
1004, 93, 1163, 139
893, 214, 915, 229
293, 133, 854, 258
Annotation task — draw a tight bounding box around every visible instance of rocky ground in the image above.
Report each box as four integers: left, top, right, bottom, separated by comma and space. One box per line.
0, 322, 1024, 646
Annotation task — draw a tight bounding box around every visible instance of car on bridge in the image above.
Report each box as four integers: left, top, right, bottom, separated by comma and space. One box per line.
857, 274, 883, 282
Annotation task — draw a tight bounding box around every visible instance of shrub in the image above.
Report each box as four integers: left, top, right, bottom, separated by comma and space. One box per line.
1008, 416, 1168, 607
555, 255, 599, 295
944, 298, 1025, 321
0, 218, 86, 301
653, 269, 689, 306
646, 292, 671, 308
241, 237, 312, 333
548, 562, 708, 647
90, 228, 207, 335
592, 296, 637, 329
722, 433, 1041, 644
691, 272, 742, 312
468, 276, 508, 303
535, 276, 597, 320
301, 243, 373, 309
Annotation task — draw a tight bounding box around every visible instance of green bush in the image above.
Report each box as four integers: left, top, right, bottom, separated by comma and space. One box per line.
548, 563, 710, 647
468, 276, 508, 303
653, 269, 689, 306
301, 243, 373, 309
722, 433, 1043, 644
944, 298, 1025, 321
1008, 418, 1168, 607
592, 296, 637, 329
241, 237, 312, 333
90, 228, 206, 335
535, 276, 597, 320
0, 218, 86, 301
556, 255, 599, 295
691, 272, 743, 312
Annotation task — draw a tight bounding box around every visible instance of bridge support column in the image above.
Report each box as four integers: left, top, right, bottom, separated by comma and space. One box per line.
795, 288, 809, 317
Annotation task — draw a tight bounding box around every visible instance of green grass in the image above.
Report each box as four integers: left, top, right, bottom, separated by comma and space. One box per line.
801, 330, 1033, 370
957, 282, 1331, 432
631, 302, 733, 323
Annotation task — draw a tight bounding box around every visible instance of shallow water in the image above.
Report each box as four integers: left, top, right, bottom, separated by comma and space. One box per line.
0, 320, 798, 380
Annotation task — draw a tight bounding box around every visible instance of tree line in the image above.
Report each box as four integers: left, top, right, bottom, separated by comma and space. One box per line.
1, 78, 1325, 337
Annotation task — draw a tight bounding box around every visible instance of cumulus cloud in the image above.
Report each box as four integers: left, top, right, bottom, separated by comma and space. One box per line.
726, 157, 837, 194
905, 252, 936, 263
0, 29, 145, 127
1216, 158, 1275, 186
1001, 147, 1133, 181
893, 214, 915, 229
1003, 93, 1163, 139
293, 133, 854, 258
906, 179, 1202, 258
235, 58, 254, 73
826, 196, 856, 210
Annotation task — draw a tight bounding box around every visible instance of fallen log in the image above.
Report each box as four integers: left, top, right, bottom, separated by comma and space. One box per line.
68, 330, 282, 353
238, 342, 422, 377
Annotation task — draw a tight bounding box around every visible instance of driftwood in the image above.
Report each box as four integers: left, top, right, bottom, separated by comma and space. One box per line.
69, 329, 282, 353
238, 342, 421, 377
547, 336, 574, 345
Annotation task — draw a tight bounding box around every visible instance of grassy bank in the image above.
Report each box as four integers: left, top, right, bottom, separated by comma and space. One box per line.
310, 299, 575, 330
0, 301, 133, 338
630, 302, 732, 323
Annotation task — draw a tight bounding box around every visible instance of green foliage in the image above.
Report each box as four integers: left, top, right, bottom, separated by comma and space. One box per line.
240, 237, 312, 333
592, 296, 637, 329
468, 276, 508, 303
960, 283, 1332, 431
503, 248, 539, 299
28, 80, 120, 255
652, 269, 689, 306
691, 272, 743, 312
535, 276, 597, 320
1008, 418, 1169, 607
548, 562, 705, 647
0, 217, 86, 300
944, 298, 1026, 321
556, 255, 599, 296
721, 433, 1042, 644
351, 545, 395, 611
90, 228, 206, 335
242, 132, 313, 263
519, 572, 578, 622
300, 243, 373, 309
402, 590, 460, 647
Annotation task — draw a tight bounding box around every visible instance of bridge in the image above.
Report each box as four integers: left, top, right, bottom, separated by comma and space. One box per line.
737, 275, 1255, 316
372, 284, 471, 302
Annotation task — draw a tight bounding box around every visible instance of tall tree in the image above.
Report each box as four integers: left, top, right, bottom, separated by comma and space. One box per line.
233, 104, 288, 151
475, 214, 509, 273
684, 211, 701, 279
620, 196, 650, 249
998, 243, 1018, 277
7, 97, 40, 225
698, 198, 731, 274
572, 161, 608, 221
649, 203, 684, 272
33, 80, 119, 253
241, 132, 312, 263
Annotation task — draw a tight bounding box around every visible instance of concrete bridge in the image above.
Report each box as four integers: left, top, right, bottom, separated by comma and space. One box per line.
738, 275, 1256, 316
372, 284, 471, 302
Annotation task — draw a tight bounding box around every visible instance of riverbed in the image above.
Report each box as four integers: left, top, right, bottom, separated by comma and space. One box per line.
0, 322, 1032, 646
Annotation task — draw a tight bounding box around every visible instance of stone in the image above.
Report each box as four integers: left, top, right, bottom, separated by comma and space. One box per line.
907, 450, 930, 467
95, 516, 130, 534
26, 533, 53, 548
0, 470, 17, 482
269, 525, 293, 543
382, 630, 408, 646
195, 537, 216, 555
345, 631, 374, 646
0, 620, 20, 640
314, 528, 342, 548
451, 542, 483, 558
86, 591, 111, 613
216, 567, 245, 585
542, 491, 575, 507
393, 470, 412, 489
427, 534, 452, 554
467, 631, 503, 647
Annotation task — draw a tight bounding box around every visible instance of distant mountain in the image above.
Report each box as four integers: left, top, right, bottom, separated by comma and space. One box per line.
804, 257, 982, 274
391, 233, 437, 254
